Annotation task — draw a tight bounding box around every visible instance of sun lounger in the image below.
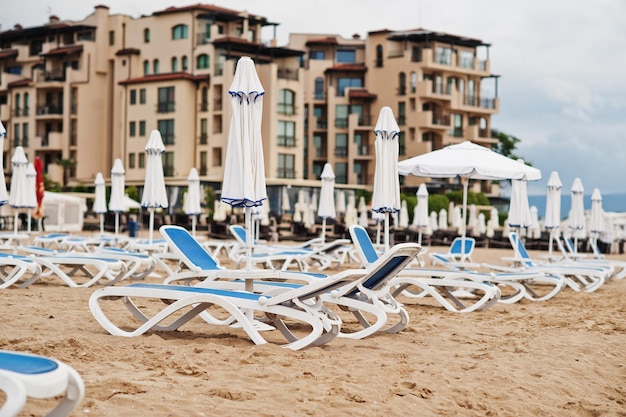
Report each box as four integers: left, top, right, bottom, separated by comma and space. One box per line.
0, 253, 42, 289
429, 236, 476, 263
0, 350, 84, 417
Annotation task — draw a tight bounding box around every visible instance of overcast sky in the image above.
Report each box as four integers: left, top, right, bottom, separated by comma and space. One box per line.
3, 0, 626, 196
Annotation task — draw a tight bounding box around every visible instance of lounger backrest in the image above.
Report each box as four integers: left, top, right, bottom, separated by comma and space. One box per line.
349, 225, 380, 264
0, 351, 59, 374
160, 226, 221, 271
563, 236, 576, 255
449, 237, 475, 255
229, 225, 248, 245
508, 232, 534, 267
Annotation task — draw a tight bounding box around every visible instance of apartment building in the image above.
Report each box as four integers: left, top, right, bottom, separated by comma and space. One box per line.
0, 3, 500, 208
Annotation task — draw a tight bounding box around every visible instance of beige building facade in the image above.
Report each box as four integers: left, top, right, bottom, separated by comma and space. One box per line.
0, 4, 500, 210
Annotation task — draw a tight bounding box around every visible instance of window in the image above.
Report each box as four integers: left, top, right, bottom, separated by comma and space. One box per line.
129, 153, 135, 169
446, 77, 455, 95
14, 93, 20, 116
411, 46, 421, 62
313, 134, 326, 157
278, 89, 295, 115
157, 119, 175, 144
109, 30, 115, 46
172, 24, 189, 40
139, 88, 146, 104
129, 89, 137, 105
23, 92, 29, 116
13, 124, 20, 147
215, 54, 225, 76
143, 60, 150, 75
200, 118, 208, 144
335, 163, 348, 184
337, 77, 362, 96
278, 121, 296, 147
171, 57, 178, 72
313, 106, 326, 128
277, 154, 295, 179
22, 123, 28, 147
200, 151, 208, 175
398, 102, 406, 125
139, 121, 146, 136
434, 75, 443, 94
376, 45, 383, 67
212, 148, 222, 166
336, 49, 356, 63
157, 86, 175, 113
144, 28, 150, 43
354, 132, 368, 155
153, 59, 159, 74
410, 72, 417, 93
450, 114, 463, 137
335, 105, 348, 128
197, 54, 209, 69
312, 162, 324, 179
314, 77, 324, 100
138, 153, 145, 168
335, 133, 348, 157
163, 152, 174, 176
200, 87, 208, 111
467, 80, 475, 106
182, 56, 188, 71
398, 131, 406, 156
310, 51, 325, 60
129, 121, 136, 137
398, 72, 406, 96
217, 25, 224, 34
76, 30, 94, 41
435, 46, 453, 65
213, 114, 222, 133
459, 50, 474, 69
351, 104, 363, 125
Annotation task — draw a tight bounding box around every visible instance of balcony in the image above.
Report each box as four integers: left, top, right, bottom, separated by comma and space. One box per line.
36, 132, 63, 149
199, 101, 209, 112
415, 111, 450, 131
415, 80, 451, 102
199, 133, 208, 145
157, 102, 175, 113
334, 147, 348, 157
277, 67, 299, 81
36, 104, 64, 119
314, 118, 327, 130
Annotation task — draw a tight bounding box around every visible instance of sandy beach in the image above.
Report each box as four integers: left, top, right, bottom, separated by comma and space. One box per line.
1, 235, 625, 416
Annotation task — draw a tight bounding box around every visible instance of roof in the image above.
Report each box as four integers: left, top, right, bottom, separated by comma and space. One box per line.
349, 89, 377, 100
118, 72, 208, 85
212, 37, 304, 59
41, 45, 83, 57
0, 49, 18, 59
115, 48, 141, 56
387, 29, 489, 48
306, 37, 338, 46
7, 78, 33, 88
152, 4, 274, 26
0, 24, 96, 42
324, 64, 367, 73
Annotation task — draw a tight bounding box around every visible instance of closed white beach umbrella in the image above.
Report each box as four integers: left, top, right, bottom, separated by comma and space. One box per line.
109, 158, 126, 237
490, 207, 499, 228
317, 163, 336, 243
372, 106, 401, 251
335, 190, 346, 216
429, 211, 439, 233
9, 146, 29, 234
220, 57, 267, 271
569, 177, 585, 254
0, 122, 9, 206
508, 174, 532, 258
358, 196, 369, 228
93, 172, 107, 235
184, 167, 202, 236
281, 186, 291, 214
468, 204, 478, 232
25, 162, 37, 233
589, 188, 604, 240
413, 184, 429, 245
544, 171, 562, 256
438, 208, 448, 230
142, 130, 169, 244
476, 212, 487, 237
528, 206, 541, 239
399, 200, 409, 228
344, 193, 358, 227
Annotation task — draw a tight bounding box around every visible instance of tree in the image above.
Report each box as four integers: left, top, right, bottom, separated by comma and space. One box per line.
491, 129, 523, 160
55, 158, 76, 191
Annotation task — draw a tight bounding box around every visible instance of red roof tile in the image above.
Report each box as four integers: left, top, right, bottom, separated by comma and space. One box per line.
118, 72, 208, 85
41, 45, 83, 57
0, 49, 18, 59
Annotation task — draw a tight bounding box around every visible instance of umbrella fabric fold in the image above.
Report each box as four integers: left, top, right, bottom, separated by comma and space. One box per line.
0, 122, 9, 206
109, 158, 126, 237
94, 172, 107, 235
142, 130, 169, 244
184, 168, 202, 236
568, 178, 585, 254
317, 163, 336, 243
9, 146, 29, 234
544, 171, 562, 256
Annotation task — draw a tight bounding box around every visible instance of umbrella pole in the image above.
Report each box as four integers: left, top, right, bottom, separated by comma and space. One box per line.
148, 208, 155, 244
13, 211, 18, 235
115, 213, 119, 237
461, 177, 469, 261
418, 230, 422, 246
548, 230, 553, 257
27, 209, 32, 233
99, 214, 104, 236
321, 218, 326, 243
192, 215, 197, 237
245, 207, 252, 273
384, 212, 390, 252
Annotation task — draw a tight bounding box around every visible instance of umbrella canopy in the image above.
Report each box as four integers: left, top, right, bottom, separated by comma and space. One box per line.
109, 158, 126, 237
399, 141, 541, 259
93, 172, 107, 235
398, 200, 409, 228
413, 184, 429, 228
25, 163, 38, 209
142, 130, 169, 243
371, 106, 401, 250
569, 177, 585, 254
589, 188, 604, 235
0, 122, 9, 206
184, 168, 202, 237
220, 56, 266, 271
9, 146, 29, 208
317, 163, 336, 219
544, 171, 562, 256
335, 190, 346, 215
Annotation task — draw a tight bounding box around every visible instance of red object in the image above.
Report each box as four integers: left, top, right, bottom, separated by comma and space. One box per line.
33, 156, 45, 219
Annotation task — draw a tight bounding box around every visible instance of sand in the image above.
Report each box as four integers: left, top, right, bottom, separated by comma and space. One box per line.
1, 238, 625, 416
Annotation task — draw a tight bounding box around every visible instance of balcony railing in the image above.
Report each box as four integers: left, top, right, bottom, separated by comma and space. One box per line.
277, 68, 298, 81
278, 136, 296, 147
164, 166, 174, 177
433, 113, 450, 126
357, 145, 370, 156
37, 104, 63, 115
199, 101, 209, 112
334, 147, 348, 157
315, 119, 327, 129
335, 119, 348, 128
277, 168, 295, 179
462, 95, 495, 109
315, 147, 327, 158
157, 102, 175, 113
196, 32, 210, 45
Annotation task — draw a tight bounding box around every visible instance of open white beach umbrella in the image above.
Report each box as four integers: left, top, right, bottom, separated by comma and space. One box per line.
399, 141, 541, 260
371, 106, 401, 251
109, 158, 126, 237
142, 130, 169, 244
220, 56, 266, 270
317, 163, 336, 243
413, 184, 429, 244
9, 146, 29, 234
93, 172, 107, 235
0, 122, 8, 206
184, 167, 202, 236
544, 171, 562, 256
569, 177, 585, 254
25, 163, 38, 233
589, 188, 604, 237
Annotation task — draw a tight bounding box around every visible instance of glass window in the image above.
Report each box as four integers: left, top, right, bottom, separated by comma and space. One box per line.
200, 118, 208, 144
398, 102, 406, 125
335, 105, 349, 128
314, 77, 324, 100
153, 59, 159, 74
459, 50, 474, 69
139, 121, 146, 136
171, 57, 178, 72
376, 45, 383, 67
197, 54, 209, 69
13, 124, 20, 147
23, 93, 29, 116
144, 28, 150, 43
277, 154, 295, 179
278, 89, 295, 115
129, 153, 135, 169
337, 77, 362, 96
278, 121, 296, 147
157, 87, 175, 113
109, 30, 115, 46
335, 163, 348, 184
309, 51, 325, 60
129, 89, 137, 105
410, 72, 417, 93
172, 24, 188, 40
157, 119, 175, 144
14, 94, 20, 116
129, 121, 136, 137
435, 46, 453, 65
212, 148, 222, 166
200, 151, 208, 175
163, 152, 174, 177
143, 60, 150, 75
138, 153, 145, 168
22, 123, 29, 147
335, 133, 348, 157
450, 114, 463, 137
398, 72, 406, 96
139, 88, 146, 104
182, 56, 188, 71
336, 49, 356, 63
